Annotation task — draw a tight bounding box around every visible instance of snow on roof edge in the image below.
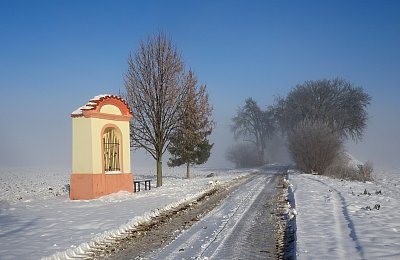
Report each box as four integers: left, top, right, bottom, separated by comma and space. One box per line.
91, 94, 112, 101
71, 94, 114, 115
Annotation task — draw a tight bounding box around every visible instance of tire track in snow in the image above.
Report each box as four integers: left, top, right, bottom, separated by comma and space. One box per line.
152, 169, 282, 259
203, 174, 278, 259
331, 190, 348, 260
301, 175, 365, 259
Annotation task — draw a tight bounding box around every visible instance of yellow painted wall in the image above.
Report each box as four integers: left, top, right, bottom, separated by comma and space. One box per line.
120, 121, 131, 173
100, 104, 122, 115
72, 109, 131, 174
72, 117, 93, 173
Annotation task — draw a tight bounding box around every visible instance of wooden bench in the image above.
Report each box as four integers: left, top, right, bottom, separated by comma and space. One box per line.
133, 179, 151, 192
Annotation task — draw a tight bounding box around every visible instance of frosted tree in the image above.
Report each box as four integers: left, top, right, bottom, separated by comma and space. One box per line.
275, 78, 371, 141
274, 78, 371, 174
231, 98, 276, 165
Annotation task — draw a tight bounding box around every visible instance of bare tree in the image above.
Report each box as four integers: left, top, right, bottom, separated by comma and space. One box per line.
231, 98, 276, 164
167, 70, 214, 178
275, 78, 371, 141
288, 119, 343, 174
124, 32, 187, 187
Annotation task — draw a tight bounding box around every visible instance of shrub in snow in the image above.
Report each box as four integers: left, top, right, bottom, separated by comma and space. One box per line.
226, 142, 264, 168
288, 119, 342, 174
324, 153, 374, 182
358, 160, 374, 182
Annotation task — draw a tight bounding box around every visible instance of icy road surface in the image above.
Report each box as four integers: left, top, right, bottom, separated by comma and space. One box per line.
151, 165, 287, 259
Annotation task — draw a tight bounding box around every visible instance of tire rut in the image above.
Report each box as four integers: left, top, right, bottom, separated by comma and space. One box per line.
204, 174, 279, 259
301, 175, 365, 259
98, 175, 253, 259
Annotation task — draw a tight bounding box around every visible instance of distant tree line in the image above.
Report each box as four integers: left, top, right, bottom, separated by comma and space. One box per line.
228, 78, 372, 179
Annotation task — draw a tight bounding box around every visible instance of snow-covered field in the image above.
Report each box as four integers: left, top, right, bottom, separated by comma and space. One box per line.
2, 164, 399, 259
0, 166, 253, 259
289, 168, 400, 259
0, 167, 71, 203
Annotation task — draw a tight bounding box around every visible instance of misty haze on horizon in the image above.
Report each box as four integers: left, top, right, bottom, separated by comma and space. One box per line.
1, 86, 398, 172
1, 1, 399, 172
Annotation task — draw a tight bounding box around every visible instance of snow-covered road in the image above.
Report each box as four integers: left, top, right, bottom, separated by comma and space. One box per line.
151, 165, 286, 259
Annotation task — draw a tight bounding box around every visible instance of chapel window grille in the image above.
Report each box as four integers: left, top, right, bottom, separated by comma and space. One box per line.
103, 128, 120, 172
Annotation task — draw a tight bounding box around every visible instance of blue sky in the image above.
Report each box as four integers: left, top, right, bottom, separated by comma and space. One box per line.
1, 1, 399, 169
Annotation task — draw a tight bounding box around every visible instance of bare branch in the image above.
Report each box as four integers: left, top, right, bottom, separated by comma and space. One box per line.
124, 32, 186, 186
231, 98, 276, 164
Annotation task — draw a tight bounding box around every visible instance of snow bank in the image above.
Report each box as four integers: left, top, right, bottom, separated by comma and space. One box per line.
342, 152, 363, 170
289, 169, 400, 259
0, 166, 252, 259
46, 181, 222, 259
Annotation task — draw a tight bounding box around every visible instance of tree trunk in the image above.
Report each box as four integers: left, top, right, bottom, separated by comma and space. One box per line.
261, 146, 266, 165
156, 158, 162, 187
186, 162, 190, 179
257, 146, 263, 165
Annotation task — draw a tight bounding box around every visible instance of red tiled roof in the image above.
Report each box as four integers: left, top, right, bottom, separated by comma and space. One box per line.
71, 94, 133, 118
